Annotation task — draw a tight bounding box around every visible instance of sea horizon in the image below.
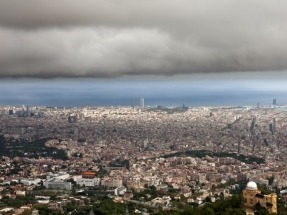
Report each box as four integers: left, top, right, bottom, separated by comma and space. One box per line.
1, 77, 287, 108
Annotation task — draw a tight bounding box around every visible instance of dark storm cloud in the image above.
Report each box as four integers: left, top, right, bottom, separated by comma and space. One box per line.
0, 0, 287, 78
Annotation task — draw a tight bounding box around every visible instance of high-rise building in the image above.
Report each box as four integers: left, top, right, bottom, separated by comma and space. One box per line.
22, 104, 26, 117
143, 138, 149, 149
272, 118, 276, 135
26, 105, 30, 117
21, 104, 30, 117
140, 98, 144, 108
273, 98, 277, 105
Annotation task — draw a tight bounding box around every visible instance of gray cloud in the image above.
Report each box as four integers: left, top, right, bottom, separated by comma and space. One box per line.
0, 0, 287, 78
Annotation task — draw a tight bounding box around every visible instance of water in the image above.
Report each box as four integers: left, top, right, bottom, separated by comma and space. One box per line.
0, 78, 287, 107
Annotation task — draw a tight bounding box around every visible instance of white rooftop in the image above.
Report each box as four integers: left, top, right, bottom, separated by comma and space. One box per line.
246, 181, 257, 190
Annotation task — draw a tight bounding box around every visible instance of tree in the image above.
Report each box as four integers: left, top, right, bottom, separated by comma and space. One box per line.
21, 209, 33, 215
267, 176, 275, 186
224, 208, 245, 215
203, 208, 215, 215
254, 203, 270, 215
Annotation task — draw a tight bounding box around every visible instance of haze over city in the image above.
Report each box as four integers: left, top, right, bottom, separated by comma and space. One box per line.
1, 74, 287, 107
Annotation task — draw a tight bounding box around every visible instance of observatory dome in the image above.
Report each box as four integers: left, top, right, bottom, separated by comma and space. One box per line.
246, 181, 258, 190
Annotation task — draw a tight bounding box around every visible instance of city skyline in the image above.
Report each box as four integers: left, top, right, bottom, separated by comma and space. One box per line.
1, 75, 287, 107
1, 1, 287, 214
1, 1, 287, 108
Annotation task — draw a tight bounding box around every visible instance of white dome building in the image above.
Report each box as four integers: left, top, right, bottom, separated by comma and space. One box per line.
243, 181, 277, 214
246, 181, 258, 190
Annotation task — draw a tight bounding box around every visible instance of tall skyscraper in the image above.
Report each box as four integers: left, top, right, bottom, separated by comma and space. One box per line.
140, 98, 144, 108
26, 105, 30, 117
143, 138, 149, 149
22, 104, 30, 117
273, 98, 277, 105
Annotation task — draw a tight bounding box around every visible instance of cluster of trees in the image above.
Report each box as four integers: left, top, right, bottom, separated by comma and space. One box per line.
96, 165, 108, 178
62, 195, 246, 215
132, 185, 158, 201
109, 159, 130, 170
161, 149, 265, 165
64, 198, 133, 215
65, 195, 286, 215
0, 195, 36, 209
147, 106, 189, 114
3, 194, 287, 215
0, 136, 68, 160
175, 195, 245, 215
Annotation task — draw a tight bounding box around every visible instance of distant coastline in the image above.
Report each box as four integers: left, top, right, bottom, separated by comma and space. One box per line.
1, 79, 287, 107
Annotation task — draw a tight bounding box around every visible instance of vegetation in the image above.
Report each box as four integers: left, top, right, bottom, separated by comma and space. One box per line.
109, 159, 130, 170
0, 196, 36, 209
0, 135, 68, 160
132, 185, 158, 201
63, 197, 136, 215
160, 149, 265, 164
34, 204, 62, 215
57, 195, 245, 215
96, 165, 108, 178
257, 184, 272, 195
146, 106, 188, 114
2, 193, 286, 215
254, 203, 273, 215
277, 197, 287, 215
175, 195, 245, 215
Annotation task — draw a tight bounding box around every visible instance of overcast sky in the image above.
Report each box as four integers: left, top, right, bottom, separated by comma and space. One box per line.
1, 0, 287, 78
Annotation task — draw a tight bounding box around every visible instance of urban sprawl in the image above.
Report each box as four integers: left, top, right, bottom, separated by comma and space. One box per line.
0, 105, 287, 214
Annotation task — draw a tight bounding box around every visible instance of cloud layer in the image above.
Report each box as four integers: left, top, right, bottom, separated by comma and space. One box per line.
1, 0, 287, 78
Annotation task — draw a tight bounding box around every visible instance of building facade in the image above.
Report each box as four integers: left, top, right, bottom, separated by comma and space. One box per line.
140, 98, 144, 108
43, 179, 72, 190
243, 181, 277, 214
77, 178, 101, 187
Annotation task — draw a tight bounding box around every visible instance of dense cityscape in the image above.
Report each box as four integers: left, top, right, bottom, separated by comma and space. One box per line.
0, 103, 287, 214
2, 0, 287, 214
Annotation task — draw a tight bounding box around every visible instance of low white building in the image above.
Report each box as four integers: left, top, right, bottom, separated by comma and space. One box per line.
0, 208, 14, 213
47, 172, 70, 180
150, 196, 171, 207
16, 190, 26, 196
77, 178, 101, 187
20, 178, 42, 186
114, 186, 127, 196
43, 179, 72, 190
274, 179, 287, 188
101, 178, 123, 188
